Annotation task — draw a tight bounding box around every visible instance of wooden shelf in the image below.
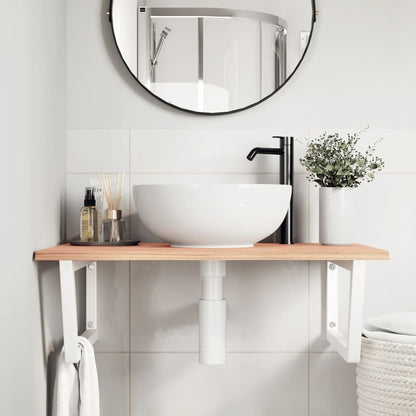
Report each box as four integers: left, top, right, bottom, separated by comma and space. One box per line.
34, 243, 389, 262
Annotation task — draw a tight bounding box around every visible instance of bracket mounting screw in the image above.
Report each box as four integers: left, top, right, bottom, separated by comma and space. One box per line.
329, 264, 336, 271
329, 321, 336, 328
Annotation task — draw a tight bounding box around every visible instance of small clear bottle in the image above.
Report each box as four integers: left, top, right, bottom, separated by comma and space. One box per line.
101, 209, 127, 242
80, 187, 99, 242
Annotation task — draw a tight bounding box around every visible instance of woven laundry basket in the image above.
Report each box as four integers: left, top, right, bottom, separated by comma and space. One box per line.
357, 337, 416, 416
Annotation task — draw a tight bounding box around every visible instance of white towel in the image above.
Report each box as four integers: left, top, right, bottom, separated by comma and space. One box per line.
365, 313, 416, 335
363, 313, 416, 345
53, 337, 100, 416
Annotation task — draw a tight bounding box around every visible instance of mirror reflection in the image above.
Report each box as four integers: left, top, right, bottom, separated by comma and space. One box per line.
111, 1, 315, 114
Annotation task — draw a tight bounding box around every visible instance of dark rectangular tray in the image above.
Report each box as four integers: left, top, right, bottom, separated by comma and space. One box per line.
69, 240, 140, 246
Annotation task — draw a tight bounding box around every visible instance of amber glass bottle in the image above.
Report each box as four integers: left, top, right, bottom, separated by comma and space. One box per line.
80, 187, 98, 242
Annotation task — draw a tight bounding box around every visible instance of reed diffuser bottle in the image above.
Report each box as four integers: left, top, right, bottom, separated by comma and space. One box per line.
99, 173, 127, 242
102, 209, 127, 242
80, 187, 99, 242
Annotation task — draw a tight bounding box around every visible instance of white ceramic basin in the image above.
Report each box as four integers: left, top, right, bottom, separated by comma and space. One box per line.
133, 184, 292, 248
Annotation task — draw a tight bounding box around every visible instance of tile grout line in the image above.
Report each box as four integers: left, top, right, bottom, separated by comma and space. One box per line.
66, 171, 416, 176
129, 261, 132, 416
94, 350, 339, 354
128, 129, 132, 416
129, 128, 132, 176
308, 260, 311, 416
307, 128, 311, 416
66, 171, 301, 175
128, 129, 132, 239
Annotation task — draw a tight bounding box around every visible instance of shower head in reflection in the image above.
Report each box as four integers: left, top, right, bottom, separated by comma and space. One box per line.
151, 27, 171, 67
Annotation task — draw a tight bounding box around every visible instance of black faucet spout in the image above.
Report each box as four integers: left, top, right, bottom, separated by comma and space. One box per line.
246, 147, 284, 161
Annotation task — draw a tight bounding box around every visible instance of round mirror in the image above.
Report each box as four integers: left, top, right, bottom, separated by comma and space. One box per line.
110, 0, 316, 114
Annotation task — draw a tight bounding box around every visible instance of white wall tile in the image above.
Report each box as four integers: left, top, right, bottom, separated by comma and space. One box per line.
130, 261, 309, 352
66, 174, 130, 241
131, 129, 308, 174
293, 174, 310, 243
96, 354, 129, 416
131, 353, 308, 416
309, 353, 357, 416
94, 262, 130, 352
309, 182, 320, 244
371, 129, 416, 174
349, 175, 416, 317
67, 129, 129, 173
309, 262, 329, 352
130, 261, 199, 351
226, 261, 309, 351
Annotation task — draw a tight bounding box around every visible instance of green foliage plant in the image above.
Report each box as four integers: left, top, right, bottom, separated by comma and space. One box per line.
299, 130, 385, 188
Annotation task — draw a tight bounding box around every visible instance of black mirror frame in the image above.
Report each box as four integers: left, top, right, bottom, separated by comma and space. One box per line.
108, 0, 317, 116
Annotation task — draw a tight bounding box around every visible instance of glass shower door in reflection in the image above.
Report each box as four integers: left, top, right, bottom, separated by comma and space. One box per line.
137, 8, 287, 113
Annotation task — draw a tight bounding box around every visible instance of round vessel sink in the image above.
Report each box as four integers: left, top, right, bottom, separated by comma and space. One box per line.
133, 184, 292, 248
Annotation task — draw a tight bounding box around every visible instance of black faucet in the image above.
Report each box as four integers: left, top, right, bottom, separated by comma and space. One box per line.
247, 136, 294, 244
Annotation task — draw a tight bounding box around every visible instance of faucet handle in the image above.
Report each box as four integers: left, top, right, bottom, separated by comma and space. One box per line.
272, 136, 293, 148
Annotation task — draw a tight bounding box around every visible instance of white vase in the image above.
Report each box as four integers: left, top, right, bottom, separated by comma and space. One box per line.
319, 187, 353, 245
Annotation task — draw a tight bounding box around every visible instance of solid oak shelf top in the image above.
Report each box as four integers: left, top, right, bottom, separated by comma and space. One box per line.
34, 243, 389, 262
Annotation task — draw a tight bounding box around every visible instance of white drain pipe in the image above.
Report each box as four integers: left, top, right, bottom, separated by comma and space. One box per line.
199, 260, 226, 365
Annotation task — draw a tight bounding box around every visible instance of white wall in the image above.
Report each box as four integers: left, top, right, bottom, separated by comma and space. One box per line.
65, 0, 416, 415
0, 0, 66, 414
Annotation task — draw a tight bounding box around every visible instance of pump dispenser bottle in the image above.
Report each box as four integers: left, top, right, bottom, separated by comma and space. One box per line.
80, 187, 99, 242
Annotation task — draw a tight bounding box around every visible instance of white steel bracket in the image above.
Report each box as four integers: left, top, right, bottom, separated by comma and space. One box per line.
326, 260, 366, 363
59, 260, 98, 363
